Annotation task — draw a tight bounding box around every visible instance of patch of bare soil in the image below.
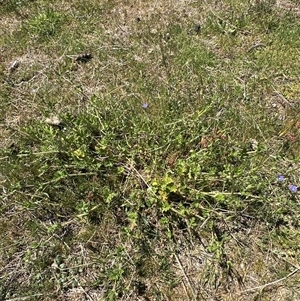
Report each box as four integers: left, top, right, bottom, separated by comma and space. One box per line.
276, 0, 300, 17
169, 224, 300, 301
0, 15, 21, 37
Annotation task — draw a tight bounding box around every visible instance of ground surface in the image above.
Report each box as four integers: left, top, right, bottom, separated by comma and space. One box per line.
0, 0, 300, 300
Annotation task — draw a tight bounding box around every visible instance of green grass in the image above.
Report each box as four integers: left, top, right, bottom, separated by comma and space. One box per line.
0, 0, 300, 300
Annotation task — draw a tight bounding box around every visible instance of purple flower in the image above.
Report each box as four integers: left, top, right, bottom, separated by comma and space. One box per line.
277, 175, 284, 182
142, 103, 148, 109
288, 185, 298, 193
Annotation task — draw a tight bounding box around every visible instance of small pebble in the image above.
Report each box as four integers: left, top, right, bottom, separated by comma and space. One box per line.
9, 60, 19, 72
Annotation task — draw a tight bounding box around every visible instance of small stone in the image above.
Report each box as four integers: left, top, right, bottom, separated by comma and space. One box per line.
9, 60, 19, 72
249, 138, 258, 151
45, 116, 63, 126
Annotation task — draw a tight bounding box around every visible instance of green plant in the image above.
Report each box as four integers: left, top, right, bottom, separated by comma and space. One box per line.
25, 8, 66, 40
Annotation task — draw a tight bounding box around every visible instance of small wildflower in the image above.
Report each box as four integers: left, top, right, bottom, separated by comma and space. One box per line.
277, 175, 284, 182
142, 103, 148, 109
288, 185, 298, 193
